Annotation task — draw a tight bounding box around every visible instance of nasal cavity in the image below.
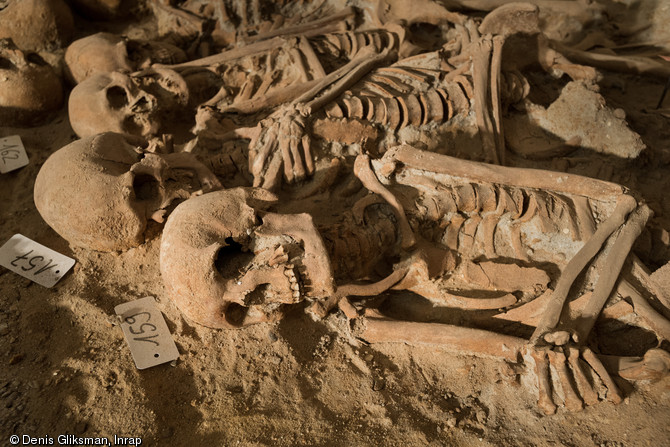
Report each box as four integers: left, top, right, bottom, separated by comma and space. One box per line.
214, 237, 254, 278
132, 174, 160, 201
106, 86, 129, 109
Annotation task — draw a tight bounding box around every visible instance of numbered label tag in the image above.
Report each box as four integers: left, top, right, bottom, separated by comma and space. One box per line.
0, 135, 29, 174
115, 297, 179, 370
0, 234, 75, 287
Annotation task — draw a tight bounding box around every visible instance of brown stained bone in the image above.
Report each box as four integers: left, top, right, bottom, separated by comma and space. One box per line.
572, 205, 653, 343
530, 348, 557, 415
552, 41, 670, 80
65, 33, 187, 84
246, 46, 397, 189
599, 349, 670, 382
34, 133, 218, 252
353, 154, 416, 249
0, 39, 63, 127
0, 0, 73, 51
620, 280, 670, 341
243, 7, 355, 43
582, 348, 623, 404
531, 195, 638, 342
68, 68, 190, 138
169, 8, 355, 70
567, 346, 599, 406
160, 188, 335, 329
300, 45, 398, 111
546, 349, 583, 412
381, 145, 625, 200
471, 36, 499, 164
360, 317, 526, 362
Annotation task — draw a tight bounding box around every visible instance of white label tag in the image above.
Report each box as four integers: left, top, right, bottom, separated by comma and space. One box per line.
115, 297, 179, 370
0, 135, 29, 173
0, 234, 75, 287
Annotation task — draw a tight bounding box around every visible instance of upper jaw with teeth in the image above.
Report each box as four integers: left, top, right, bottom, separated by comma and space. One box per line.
227, 242, 306, 305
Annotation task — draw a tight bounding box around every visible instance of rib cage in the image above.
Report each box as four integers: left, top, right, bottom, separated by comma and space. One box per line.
319, 206, 398, 281
401, 178, 597, 265
324, 82, 471, 131
310, 30, 397, 59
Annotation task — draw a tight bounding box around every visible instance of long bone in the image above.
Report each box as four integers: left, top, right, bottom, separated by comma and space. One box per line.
530, 195, 638, 343
359, 315, 668, 382
358, 316, 666, 412
168, 7, 356, 69
551, 41, 670, 80
471, 35, 500, 164
571, 205, 653, 343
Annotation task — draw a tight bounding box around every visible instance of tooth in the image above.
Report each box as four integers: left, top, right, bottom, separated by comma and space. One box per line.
289, 275, 297, 283
283, 269, 293, 277
291, 283, 300, 291
293, 290, 301, 299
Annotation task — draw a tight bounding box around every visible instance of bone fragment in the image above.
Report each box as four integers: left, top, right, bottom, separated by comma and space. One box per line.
530, 348, 557, 415
221, 78, 322, 114
547, 349, 583, 412
490, 35, 505, 165
381, 145, 625, 200
552, 42, 670, 80
303, 47, 397, 112
354, 154, 416, 249
360, 318, 525, 362
297, 38, 327, 79
599, 349, 670, 382
471, 36, 499, 164
531, 195, 638, 342
582, 347, 623, 404
170, 37, 288, 68
243, 7, 355, 43
567, 346, 599, 406
620, 280, 670, 341
629, 255, 670, 311
574, 205, 652, 342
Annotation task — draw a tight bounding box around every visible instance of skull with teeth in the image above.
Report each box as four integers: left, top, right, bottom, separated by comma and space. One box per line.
0, 38, 63, 126
64, 32, 187, 84
160, 188, 335, 328
68, 67, 190, 138
34, 132, 213, 252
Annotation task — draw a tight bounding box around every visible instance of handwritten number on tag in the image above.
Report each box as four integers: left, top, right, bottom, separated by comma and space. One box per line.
11, 250, 60, 275
1, 149, 20, 163
124, 312, 160, 346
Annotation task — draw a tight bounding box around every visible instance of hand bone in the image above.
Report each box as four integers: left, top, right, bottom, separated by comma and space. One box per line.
528, 334, 623, 415
248, 105, 315, 190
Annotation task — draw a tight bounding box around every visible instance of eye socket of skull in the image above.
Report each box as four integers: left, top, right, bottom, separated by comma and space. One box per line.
106, 85, 129, 109
69, 71, 157, 138
34, 133, 152, 251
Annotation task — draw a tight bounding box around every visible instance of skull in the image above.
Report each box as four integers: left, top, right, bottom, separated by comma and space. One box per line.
0, 0, 73, 51
34, 132, 201, 252
64, 32, 187, 84
68, 68, 190, 138
160, 189, 335, 328
0, 39, 63, 126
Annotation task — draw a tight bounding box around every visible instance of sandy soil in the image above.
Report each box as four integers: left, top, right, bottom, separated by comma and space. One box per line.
2, 1, 670, 446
